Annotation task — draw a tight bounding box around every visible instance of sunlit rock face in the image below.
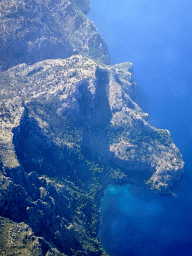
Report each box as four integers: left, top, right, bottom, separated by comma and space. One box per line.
0, 216, 67, 256
0, 0, 185, 255
0, 0, 109, 70
1, 55, 184, 194
0, 55, 184, 255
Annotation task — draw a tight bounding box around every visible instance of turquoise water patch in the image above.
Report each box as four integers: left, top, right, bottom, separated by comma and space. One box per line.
100, 179, 192, 256
89, 0, 192, 254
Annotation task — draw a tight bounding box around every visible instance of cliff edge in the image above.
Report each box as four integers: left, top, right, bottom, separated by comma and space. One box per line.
0, 0, 184, 255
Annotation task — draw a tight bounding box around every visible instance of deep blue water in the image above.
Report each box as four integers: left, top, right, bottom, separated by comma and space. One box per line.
88, 0, 192, 255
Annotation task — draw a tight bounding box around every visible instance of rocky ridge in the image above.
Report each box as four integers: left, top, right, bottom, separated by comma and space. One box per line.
0, 0, 184, 255
0, 0, 109, 71
0, 56, 184, 192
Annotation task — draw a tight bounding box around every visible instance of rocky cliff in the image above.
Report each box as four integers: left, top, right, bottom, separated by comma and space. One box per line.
0, 0, 109, 71
0, 0, 184, 255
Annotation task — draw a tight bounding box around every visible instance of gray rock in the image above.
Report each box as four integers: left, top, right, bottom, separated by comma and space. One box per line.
0, 0, 185, 254
0, 0, 110, 70
0, 216, 66, 255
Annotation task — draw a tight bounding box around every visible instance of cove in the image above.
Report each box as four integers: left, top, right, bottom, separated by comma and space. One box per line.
100, 171, 192, 255
89, 0, 192, 254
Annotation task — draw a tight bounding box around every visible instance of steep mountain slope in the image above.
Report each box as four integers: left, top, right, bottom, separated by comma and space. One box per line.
0, 0, 109, 70
0, 0, 184, 255
0, 56, 184, 255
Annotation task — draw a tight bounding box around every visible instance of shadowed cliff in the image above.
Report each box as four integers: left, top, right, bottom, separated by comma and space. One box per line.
0, 0, 185, 255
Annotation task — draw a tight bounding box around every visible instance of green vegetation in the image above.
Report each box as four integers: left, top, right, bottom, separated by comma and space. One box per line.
108, 122, 151, 145
28, 97, 82, 147
108, 122, 172, 147
0, 93, 10, 100
0, 72, 13, 100
0, 72, 10, 89
0, 71, 32, 101
153, 129, 172, 146
43, 158, 107, 256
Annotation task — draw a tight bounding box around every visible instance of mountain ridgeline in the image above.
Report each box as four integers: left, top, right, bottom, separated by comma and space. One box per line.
0, 0, 184, 255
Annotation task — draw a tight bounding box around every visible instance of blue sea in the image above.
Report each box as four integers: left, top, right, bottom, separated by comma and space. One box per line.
89, 0, 192, 255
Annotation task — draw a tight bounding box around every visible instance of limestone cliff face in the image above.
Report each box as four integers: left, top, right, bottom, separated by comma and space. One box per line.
0, 0, 185, 255
0, 0, 109, 70
0, 56, 184, 193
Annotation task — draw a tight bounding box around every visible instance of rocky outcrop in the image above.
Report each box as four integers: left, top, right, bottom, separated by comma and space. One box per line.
0, 216, 67, 255
1, 55, 184, 194
0, 0, 185, 255
0, 54, 184, 254
0, 0, 109, 71
0, 165, 105, 255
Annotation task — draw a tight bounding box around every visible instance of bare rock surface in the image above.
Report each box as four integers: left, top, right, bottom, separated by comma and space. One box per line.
1, 55, 184, 194
0, 0, 109, 70
0, 55, 184, 256
0, 216, 67, 255
0, 0, 185, 255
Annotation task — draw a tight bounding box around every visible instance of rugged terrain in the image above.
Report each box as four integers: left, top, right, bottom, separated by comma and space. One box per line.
0, 0, 184, 255
0, 0, 109, 70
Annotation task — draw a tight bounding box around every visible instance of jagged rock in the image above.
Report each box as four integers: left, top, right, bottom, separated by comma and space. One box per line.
0, 0, 110, 70
0, 0, 185, 255
28, 171, 40, 184
0, 168, 84, 255
0, 173, 32, 222
0, 53, 184, 255
0, 55, 184, 193
0, 216, 67, 255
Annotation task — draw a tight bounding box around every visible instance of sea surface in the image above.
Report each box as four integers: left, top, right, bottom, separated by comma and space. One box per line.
88, 0, 192, 255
